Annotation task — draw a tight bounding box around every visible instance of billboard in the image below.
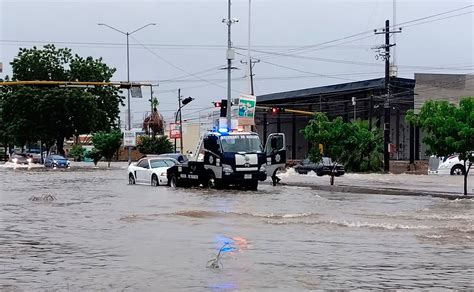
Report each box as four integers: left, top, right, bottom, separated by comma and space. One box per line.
170, 123, 181, 139
237, 94, 256, 126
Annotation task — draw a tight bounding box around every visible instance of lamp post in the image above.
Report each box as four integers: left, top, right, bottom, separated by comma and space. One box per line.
174, 89, 194, 153
98, 22, 156, 164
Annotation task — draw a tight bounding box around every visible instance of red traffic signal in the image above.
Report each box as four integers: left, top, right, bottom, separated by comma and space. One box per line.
213, 101, 222, 107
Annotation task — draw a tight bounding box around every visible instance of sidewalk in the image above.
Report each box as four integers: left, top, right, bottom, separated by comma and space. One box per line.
276, 169, 474, 199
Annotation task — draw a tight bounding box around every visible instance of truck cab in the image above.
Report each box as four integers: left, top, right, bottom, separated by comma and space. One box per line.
167, 130, 286, 190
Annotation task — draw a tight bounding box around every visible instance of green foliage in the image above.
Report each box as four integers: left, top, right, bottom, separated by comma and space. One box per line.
85, 148, 102, 166
91, 131, 122, 167
69, 144, 85, 161
1, 44, 123, 155
137, 136, 174, 155
407, 97, 473, 195
302, 113, 383, 172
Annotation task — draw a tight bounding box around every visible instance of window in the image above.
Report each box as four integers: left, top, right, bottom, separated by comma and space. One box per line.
137, 159, 149, 168
150, 160, 168, 168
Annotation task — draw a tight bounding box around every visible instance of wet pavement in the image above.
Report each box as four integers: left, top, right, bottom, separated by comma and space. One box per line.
1, 163, 473, 290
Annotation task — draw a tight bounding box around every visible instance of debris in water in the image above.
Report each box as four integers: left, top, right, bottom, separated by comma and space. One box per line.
206, 243, 236, 269
29, 194, 56, 201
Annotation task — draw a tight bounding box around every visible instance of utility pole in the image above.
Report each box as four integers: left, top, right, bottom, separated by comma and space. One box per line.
374, 20, 401, 172
352, 97, 356, 120
226, 0, 233, 129
222, 0, 239, 129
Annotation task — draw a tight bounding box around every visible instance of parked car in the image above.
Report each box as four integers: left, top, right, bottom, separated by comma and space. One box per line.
157, 153, 188, 163
128, 157, 178, 186
44, 155, 70, 168
9, 153, 33, 165
294, 157, 345, 176
430, 154, 472, 176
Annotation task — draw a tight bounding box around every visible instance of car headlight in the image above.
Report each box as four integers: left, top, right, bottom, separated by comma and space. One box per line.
53, 160, 57, 164
259, 164, 266, 172
160, 172, 166, 176
12, 158, 18, 163
222, 164, 233, 173
27, 158, 32, 163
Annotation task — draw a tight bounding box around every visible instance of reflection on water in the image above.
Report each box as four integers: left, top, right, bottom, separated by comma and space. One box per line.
0, 166, 473, 290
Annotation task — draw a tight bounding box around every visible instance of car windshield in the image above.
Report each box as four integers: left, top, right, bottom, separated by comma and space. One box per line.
51, 155, 66, 160
322, 157, 331, 164
220, 135, 262, 153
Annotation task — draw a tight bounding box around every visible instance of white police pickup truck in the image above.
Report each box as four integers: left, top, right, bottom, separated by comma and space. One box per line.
166, 130, 286, 190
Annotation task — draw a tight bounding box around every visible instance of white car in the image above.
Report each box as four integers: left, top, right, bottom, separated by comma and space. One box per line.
128, 157, 178, 186
429, 154, 472, 176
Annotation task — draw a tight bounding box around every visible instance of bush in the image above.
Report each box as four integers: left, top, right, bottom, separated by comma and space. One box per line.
69, 144, 85, 161
137, 135, 173, 155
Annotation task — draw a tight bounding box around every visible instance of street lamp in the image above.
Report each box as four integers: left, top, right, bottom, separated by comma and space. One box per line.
174, 89, 194, 153
98, 22, 156, 164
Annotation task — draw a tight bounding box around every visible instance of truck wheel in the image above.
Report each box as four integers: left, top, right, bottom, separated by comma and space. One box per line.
169, 174, 179, 188
129, 173, 136, 185
450, 165, 465, 175
151, 174, 159, 187
207, 172, 221, 189
247, 180, 258, 191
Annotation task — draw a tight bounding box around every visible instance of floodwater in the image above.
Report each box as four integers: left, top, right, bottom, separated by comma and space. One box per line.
1, 165, 473, 290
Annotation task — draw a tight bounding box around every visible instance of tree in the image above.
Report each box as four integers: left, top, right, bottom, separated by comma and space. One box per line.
3, 44, 123, 155
302, 113, 383, 184
407, 97, 473, 196
137, 136, 173, 155
91, 131, 122, 167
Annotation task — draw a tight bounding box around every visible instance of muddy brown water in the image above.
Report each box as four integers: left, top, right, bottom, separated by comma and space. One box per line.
1, 165, 473, 290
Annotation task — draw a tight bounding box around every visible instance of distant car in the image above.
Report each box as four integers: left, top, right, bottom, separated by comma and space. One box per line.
157, 153, 188, 163
294, 157, 345, 176
9, 153, 33, 165
128, 157, 178, 186
26, 149, 46, 163
44, 155, 70, 168
431, 154, 472, 176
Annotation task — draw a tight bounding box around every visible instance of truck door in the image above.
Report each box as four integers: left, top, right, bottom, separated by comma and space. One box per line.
203, 135, 223, 179
265, 133, 286, 185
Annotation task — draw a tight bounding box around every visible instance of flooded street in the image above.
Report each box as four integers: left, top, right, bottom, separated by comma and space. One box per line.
1, 165, 473, 290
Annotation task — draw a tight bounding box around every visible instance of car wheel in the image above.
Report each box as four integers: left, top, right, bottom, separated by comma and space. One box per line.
151, 174, 159, 187
316, 171, 324, 176
129, 173, 136, 185
169, 174, 179, 188
297, 170, 308, 174
450, 165, 465, 176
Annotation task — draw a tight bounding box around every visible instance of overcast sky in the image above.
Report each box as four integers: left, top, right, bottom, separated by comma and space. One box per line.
1, 0, 473, 125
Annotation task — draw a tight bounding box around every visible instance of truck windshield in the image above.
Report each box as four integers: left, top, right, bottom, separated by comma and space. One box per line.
220, 135, 262, 153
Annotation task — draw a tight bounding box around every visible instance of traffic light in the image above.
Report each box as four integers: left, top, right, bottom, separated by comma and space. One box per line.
182, 96, 194, 106
213, 101, 222, 107
271, 107, 285, 114
220, 99, 228, 118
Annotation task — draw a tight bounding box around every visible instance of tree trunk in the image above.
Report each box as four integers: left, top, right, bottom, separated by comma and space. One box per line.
464, 160, 471, 196
56, 136, 65, 156
107, 160, 111, 168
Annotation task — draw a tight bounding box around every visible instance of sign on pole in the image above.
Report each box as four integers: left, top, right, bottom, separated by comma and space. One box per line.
170, 123, 181, 139
131, 86, 142, 98
123, 130, 136, 147
237, 94, 256, 126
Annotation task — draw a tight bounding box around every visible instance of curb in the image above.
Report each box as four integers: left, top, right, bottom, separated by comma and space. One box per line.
275, 181, 474, 200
